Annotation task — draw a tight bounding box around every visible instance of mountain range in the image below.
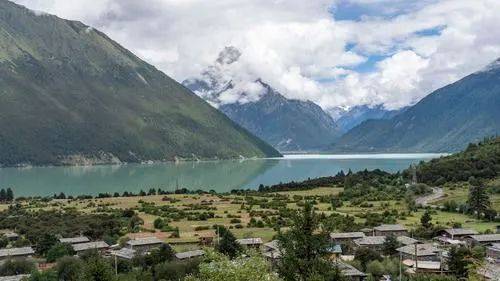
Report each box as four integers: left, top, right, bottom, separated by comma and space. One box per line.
331, 105, 408, 133
183, 47, 341, 151
331, 58, 500, 153
0, 1, 280, 166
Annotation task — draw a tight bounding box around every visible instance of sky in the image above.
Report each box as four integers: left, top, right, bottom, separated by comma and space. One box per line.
13, 0, 500, 110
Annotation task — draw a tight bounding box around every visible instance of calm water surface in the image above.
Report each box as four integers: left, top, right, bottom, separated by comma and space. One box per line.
0, 154, 445, 196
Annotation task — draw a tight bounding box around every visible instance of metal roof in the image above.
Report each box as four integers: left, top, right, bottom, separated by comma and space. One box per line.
397, 243, 441, 257
397, 236, 419, 245
326, 244, 342, 254
72, 241, 109, 252
59, 236, 90, 244
263, 240, 280, 251
0, 247, 35, 258
111, 248, 136, 260
334, 261, 366, 277
374, 224, 407, 232
354, 236, 386, 246
442, 228, 478, 236
468, 234, 500, 243
126, 237, 164, 246
175, 250, 205, 260
236, 238, 263, 245
330, 232, 365, 239
0, 275, 31, 281
402, 259, 441, 270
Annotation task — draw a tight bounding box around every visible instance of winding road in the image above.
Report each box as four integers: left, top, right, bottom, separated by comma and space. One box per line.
415, 187, 444, 206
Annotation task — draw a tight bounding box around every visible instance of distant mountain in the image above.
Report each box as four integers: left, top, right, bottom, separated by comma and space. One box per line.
331, 58, 500, 153
333, 105, 408, 133
183, 47, 341, 152
0, 1, 280, 166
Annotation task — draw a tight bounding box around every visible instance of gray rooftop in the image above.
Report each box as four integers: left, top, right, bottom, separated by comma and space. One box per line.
468, 234, 500, 243
72, 241, 109, 252
0, 247, 35, 258
4, 233, 19, 239
374, 224, 407, 232
330, 232, 365, 240
397, 243, 441, 257
59, 236, 90, 244
397, 236, 419, 246
335, 261, 366, 277
111, 248, 136, 260
0, 275, 31, 281
442, 228, 478, 236
236, 238, 263, 245
127, 237, 164, 246
354, 236, 386, 246
175, 250, 205, 260
264, 240, 280, 251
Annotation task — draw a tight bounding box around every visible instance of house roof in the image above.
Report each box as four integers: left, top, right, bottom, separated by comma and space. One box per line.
374, 224, 407, 232
335, 261, 366, 277
354, 236, 386, 246
111, 248, 136, 260
330, 232, 365, 239
397, 236, 419, 245
326, 245, 342, 254
402, 260, 441, 270
262, 250, 282, 259
442, 228, 478, 236
59, 236, 90, 244
236, 238, 263, 245
126, 237, 164, 246
397, 243, 441, 257
0, 275, 31, 281
4, 233, 19, 239
72, 241, 109, 252
264, 240, 280, 251
175, 250, 205, 260
468, 234, 500, 243
0, 247, 35, 258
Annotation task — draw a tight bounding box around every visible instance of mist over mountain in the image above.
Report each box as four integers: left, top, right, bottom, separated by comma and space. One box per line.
183, 47, 341, 152
0, 1, 280, 166
331, 58, 500, 153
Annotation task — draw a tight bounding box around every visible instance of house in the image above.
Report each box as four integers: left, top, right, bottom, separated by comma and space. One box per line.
199, 234, 214, 246
477, 262, 500, 280
72, 241, 109, 255
0, 275, 31, 281
353, 236, 416, 251
403, 260, 442, 274
486, 243, 500, 263
262, 240, 282, 261
334, 261, 366, 281
373, 224, 408, 236
330, 232, 365, 253
175, 250, 205, 260
0, 247, 35, 260
126, 237, 164, 253
4, 233, 19, 241
467, 234, 500, 246
236, 238, 263, 249
438, 228, 478, 240
396, 243, 442, 261
111, 248, 136, 260
59, 236, 90, 244
325, 244, 342, 260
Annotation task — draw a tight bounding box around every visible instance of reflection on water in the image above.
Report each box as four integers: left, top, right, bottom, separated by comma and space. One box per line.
0, 154, 444, 196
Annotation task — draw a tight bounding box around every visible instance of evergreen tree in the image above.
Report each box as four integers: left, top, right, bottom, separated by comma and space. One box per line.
6, 188, 14, 201
216, 226, 241, 258
277, 202, 344, 281
420, 209, 433, 228
0, 189, 6, 202
467, 184, 490, 219
447, 246, 472, 278
382, 235, 400, 256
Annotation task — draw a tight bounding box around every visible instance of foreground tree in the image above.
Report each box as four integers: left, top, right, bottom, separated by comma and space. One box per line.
216, 226, 242, 258
185, 250, 281, 281
447, 246, 472, 278
382, 235, 400, 256
277, 202, 344, 281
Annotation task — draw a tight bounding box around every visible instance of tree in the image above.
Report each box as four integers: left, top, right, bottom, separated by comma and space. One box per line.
277, 202, 344, 281
28, 270, 58, 281
83, 254, 115, 281
467, 184, 490, 219
37, 233, 58, 256
46, 243, 75, 262
354, 247, 382, 271
0, 258, 36, 276
6, 188, 14, 201
153, 217, 165, 229
0, 189, 6, 202
447, 246, 472, 278
382, 235, 400, 256
216, 226, 241, 258
185, 250, 281, 281
420, 210, 433, 228
56, 256, 84, 281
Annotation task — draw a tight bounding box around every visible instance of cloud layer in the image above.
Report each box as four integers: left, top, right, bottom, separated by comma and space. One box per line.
13, 0, 500, 110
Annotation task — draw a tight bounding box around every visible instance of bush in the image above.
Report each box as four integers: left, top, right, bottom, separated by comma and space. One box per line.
46, 243, 75, 262
0, 258, 36, 276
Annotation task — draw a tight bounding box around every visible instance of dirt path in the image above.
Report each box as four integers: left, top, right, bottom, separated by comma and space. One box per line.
415, 187, 444, 206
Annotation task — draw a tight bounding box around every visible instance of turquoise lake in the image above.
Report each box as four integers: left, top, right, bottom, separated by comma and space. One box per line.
0, 154, 445, 196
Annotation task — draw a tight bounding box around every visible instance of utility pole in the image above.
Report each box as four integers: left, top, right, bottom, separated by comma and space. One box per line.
414, 243, 418, 274
399, 251, 402, 281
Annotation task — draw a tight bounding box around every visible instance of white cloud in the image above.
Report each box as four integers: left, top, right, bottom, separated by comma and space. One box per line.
11, 0, 500, 111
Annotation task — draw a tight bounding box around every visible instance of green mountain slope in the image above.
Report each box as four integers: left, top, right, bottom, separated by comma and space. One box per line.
0, 1, 280, 166
331, 58, 500, 153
